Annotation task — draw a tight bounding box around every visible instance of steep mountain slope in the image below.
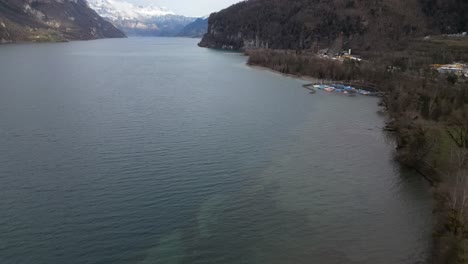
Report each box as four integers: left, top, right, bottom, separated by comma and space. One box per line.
177, 17, 208, 38
87, 0, 196, 37
0, 0, 125, 43
199, 0, 468, 52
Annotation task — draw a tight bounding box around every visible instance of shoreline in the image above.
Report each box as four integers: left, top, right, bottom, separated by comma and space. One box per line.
248, 63, 383, 95
0, 36, 127, 46
248, 64, 321, 83
248, 59, 456, 264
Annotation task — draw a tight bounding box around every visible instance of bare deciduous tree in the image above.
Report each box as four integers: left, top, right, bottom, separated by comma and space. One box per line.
444, 147, 468, 235
446, 106, 468, 149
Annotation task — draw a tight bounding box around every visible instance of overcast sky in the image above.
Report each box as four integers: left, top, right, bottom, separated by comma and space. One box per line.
129, 0, 241, 17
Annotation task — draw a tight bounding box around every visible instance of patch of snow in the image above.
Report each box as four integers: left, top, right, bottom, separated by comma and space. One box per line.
23, 4, 46, 21
46, 21, 61, 28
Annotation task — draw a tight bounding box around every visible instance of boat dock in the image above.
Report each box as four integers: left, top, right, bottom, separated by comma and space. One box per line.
302, 83, 317, 94
303, 80, 384, 97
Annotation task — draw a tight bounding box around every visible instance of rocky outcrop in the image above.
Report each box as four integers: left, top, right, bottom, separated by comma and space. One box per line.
0, 0, 125, 43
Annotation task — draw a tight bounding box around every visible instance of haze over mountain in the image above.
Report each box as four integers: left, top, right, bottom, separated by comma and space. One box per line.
0, 0, 125, 43
123, 0, 240, 17
87, 0, 197, 36
178, 17, 208, 38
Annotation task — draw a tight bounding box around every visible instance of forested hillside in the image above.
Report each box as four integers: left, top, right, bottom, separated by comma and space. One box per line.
199, 0, 468, 51
0, 0, 125, 43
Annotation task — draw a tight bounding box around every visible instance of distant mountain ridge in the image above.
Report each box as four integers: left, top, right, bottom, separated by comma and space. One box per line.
178, 17, 208, 38
199, 0, 468, 52
87, 0, 175, 20
87, 0, 196, 37
0, 0, 125, 43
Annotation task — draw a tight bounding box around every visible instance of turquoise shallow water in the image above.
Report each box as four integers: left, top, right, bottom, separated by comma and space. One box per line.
0, 38, 432, 264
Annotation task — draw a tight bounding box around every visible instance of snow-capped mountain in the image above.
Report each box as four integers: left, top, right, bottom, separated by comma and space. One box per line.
86, 0, 196, 36
87, 0, 175, 20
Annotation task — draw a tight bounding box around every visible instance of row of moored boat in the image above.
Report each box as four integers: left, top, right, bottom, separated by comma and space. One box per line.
313, 84, 377, 96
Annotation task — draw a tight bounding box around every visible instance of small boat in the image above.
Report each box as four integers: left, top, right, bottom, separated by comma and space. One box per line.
324, 87, 335, 92
333, 84, 346, 90
358, 90, 369, 95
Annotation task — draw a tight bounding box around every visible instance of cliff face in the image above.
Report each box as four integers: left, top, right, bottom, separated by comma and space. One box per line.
199, 0, 468, 51
0, 0, 126, 43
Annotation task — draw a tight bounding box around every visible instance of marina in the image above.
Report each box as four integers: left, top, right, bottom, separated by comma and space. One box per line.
305, 83, 379, 96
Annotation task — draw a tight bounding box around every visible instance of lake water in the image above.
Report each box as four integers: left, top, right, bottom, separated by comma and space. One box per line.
0, 38, 432, 264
